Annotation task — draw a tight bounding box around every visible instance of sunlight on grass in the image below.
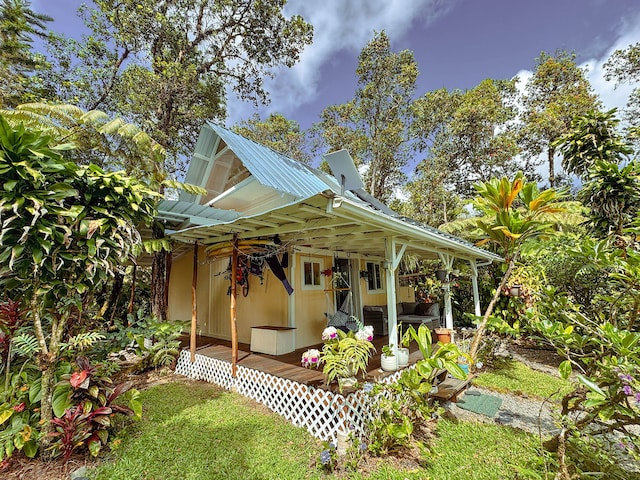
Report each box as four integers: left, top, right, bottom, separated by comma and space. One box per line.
92, 381, 549, 480
474, 359, 573, 401
91, 381, 319, 480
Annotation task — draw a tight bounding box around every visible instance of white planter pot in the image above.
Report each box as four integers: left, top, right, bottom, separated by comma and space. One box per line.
381, 354, 397, 372
397, 347, 409, 367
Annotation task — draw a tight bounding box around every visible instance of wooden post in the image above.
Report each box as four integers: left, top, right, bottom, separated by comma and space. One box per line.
190, 242, 198, 363
230, 234, 238, 377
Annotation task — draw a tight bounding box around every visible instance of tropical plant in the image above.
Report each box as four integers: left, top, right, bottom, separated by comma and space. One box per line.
301, 324, 376, 388
129, 319, 187, 370
368, 324, 468, 455
468, 172, 564, 360
531, 287, 640, 479
48, 356, 141, 460
0, 114, 157, 452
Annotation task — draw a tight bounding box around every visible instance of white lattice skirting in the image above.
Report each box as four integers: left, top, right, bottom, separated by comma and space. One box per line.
175, 350, 403, 442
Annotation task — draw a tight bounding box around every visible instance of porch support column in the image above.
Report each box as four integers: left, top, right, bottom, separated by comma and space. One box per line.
190, 242, 198, 363
230, 234, 238, 377
439, 253, 455, 330
385, 238, 406, 350
287, 250, 296, 347
469, 259, 481, 317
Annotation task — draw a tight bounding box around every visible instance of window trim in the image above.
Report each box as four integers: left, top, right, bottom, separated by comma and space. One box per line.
365, 261, 384, 293
301, 258, 324, 291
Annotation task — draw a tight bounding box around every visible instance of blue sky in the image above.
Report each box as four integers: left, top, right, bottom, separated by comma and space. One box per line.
33, 0, 640, 133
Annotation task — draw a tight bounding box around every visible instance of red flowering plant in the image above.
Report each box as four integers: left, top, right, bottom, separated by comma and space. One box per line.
0, 299, 40, 462
49, 356, 142, 459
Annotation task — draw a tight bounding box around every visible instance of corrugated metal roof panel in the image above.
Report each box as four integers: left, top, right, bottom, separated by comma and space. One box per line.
207, 123, 332, 198
157, 200, 239, 227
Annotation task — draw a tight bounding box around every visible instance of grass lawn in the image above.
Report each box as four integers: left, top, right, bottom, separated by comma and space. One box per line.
473, 358, 573, 400
91, 379, 549, 480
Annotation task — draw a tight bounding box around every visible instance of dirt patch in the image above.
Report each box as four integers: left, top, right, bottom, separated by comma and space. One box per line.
1, 454, 98, 480
507, 339, 564, 376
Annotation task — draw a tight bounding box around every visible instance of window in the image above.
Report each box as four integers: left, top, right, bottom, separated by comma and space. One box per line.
302, 259, 323, 290
366, 262, 383, 292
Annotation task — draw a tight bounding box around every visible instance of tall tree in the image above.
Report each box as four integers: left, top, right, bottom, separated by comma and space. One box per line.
604, 42, 640, 140
233, 112, 312, 164
0, 0, 52, 107
520, 50, 599, 187
555, 109, 639, 239
315, 31, 417, 202
42, 0, 313, 320
45, 0, 313, 174
409, 79, 524, 211
0, 114, 158, 449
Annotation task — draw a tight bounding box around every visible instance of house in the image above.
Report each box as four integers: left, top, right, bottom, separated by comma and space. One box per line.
158, 123, 501, 361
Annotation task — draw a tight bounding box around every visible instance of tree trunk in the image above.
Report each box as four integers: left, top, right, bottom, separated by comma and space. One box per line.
106, 271, 125, 323
128, 264, 137, 317
36, 311, 68, 454
468, 254, 518, 362
151, 221, 167, 320
548, 146, 556, 188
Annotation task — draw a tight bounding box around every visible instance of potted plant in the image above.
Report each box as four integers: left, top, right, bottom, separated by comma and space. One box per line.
434, 327, 452, 344
380, 344, 397, 372
301, 322, 376, 391
397, 322, 410, 367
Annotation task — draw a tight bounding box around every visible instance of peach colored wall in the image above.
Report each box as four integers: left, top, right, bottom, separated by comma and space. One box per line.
167, 247, 210, 326
168, 250, 414, 349
293, 253, 333, 348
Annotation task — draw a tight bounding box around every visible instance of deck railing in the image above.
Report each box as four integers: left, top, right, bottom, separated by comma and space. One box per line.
175, 349, 403, 442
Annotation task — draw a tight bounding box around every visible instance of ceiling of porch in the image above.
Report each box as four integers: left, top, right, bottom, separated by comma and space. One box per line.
164, 193, 502, 265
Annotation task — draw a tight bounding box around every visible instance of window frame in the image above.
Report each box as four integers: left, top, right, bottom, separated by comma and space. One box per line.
365, 261, 384, 293
301, 258, 324, 290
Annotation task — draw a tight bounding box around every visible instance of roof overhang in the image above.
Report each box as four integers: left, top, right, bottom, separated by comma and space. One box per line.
165, 193, 502, 264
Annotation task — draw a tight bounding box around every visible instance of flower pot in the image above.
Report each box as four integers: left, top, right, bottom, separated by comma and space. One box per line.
434, 328, 452, 344
509, 285, 522, 297
380, 354, 397, 372
397, 347, 409, 367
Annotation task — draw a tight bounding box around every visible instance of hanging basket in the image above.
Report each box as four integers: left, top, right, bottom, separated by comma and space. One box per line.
435, 269, 448, 282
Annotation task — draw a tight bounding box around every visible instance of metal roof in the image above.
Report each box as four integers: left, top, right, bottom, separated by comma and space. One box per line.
156, 200, 239, 229
204, 123, 332, 199
163, 123, 502, 264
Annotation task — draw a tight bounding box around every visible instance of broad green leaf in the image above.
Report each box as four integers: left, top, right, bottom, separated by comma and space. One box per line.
52, 384, 72, 418
577, 374, 606, 396
22, 440, 37, 458
558, 360, 572, 379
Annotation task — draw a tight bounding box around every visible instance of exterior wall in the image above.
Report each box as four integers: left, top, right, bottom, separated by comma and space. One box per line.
168, 249, 416, 350
167, 247, 211, 326
294, 253, 333, 349
168, 248, 288, 344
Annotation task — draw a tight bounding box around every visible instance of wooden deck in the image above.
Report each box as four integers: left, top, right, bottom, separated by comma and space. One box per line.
180, 334, 425, 388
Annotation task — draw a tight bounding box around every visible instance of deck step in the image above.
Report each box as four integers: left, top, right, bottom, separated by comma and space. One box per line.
430, 376, 473, 403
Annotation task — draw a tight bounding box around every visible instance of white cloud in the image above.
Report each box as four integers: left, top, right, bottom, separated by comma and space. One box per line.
226, 0, 455, 125
509, 15, 640, 185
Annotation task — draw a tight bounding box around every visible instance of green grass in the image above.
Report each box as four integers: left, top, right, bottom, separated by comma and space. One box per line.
90, 381, 318, 480
474, 358, 573, 401
91, 380, 548, 480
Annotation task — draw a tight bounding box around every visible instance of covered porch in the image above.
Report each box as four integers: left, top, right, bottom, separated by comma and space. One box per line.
179, 333, 426, 388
